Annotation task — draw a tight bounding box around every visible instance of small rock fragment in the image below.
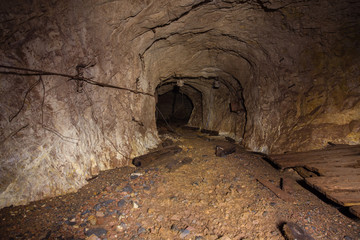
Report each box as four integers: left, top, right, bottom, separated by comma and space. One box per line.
181, 157, 192, 164
179, 229, 190, 238
132, 201, 139, 209
85, 228, 107, 237
122, 185, 133, 193
88, 215, 97, 225
81, 209, 91, 216
96, 211, 105, 217
130, 173, 143, 179
171, 224, 179, 231
138, 227, 146, 234
219, 236, 231, 240
117, 199, 126, 208
86, 234, 100, 240
282, 222, 315, 240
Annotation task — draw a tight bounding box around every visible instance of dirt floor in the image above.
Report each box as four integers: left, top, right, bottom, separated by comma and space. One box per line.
0, 128, 359, 240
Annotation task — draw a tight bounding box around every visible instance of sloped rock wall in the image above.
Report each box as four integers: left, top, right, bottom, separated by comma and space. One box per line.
0, 1, 159, 208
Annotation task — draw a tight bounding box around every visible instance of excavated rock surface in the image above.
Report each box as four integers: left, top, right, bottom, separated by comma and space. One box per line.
0, 130, 359, 239
0, 0, 359, 207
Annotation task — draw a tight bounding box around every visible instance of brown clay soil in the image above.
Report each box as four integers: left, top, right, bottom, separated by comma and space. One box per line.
0, 128, 359, 240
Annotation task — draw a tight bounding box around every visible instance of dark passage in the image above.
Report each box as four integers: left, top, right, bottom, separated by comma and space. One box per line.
156, 86, 194, 127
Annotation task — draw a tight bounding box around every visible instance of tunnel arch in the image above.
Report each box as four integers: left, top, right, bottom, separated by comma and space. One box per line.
155, 85, 194, 126
143, 32, 257, 141
156, 81, 204, 129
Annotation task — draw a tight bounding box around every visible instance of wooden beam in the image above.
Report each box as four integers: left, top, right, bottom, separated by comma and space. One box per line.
257, 177, 295, 202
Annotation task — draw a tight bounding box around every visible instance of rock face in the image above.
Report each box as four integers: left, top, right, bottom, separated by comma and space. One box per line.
0, 0, 359, 207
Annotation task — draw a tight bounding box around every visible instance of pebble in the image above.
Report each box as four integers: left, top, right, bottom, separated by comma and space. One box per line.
94, 204, 102, 211
122, 185, 134, 193
117, 199, 126, 207
81, 209, 91, 216
130, 173, 143, 179
96, 211, 105, 217
138, 227, 146, 234
171, 224, 179, 231
283, 222, 314, 240
132, 201, 139, 209
102, 199, 115, 206
94, 199, 114, 210
88, 215, 97, 225
85, 228, 108, 237
179, 229, 190, 238
65, 219, 76, 226
86, 234, 100, 240
116, 225, 124, 232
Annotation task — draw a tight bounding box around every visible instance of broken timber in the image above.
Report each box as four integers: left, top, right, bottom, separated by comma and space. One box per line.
256, 177, 295, 202
132, 145, 182, 167
350, 206, 360, 218
267, 144, 360, 217
215, 143, 236, 157
200, 129, 219, 136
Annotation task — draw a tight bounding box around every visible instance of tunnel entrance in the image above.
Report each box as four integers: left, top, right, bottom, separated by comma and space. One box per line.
156, 86, 194, 128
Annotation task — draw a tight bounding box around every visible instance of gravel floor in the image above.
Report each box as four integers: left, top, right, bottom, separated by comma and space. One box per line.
0, 129, 359, 240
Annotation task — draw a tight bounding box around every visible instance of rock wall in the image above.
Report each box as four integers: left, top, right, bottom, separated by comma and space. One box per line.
0, 1, 160, 208
0, 0, 359, 207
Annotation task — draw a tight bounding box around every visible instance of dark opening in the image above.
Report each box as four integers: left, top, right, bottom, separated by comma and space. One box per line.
156, 86, 194, 128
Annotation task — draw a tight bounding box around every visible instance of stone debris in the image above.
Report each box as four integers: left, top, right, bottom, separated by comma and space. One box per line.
0, 130, 359, 239
84, 228, 108, 237
282, 222, 315, 240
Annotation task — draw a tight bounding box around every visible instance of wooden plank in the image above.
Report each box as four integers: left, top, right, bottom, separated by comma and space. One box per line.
325, 191, 360, 207
277, 153, 360, 162
281, 177, 295, 194
305, 175, 360, 193
257, 177, 295, 202
294, 167, 318, 178
350, 206, 360, 218
270, 145, 360, 160
270, 156, 359, 169
215, 143, 236, 157
132, 145, 182, 167
304, 165, 360, 177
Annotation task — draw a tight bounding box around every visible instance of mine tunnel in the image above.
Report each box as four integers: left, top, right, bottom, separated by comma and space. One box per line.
0, 0, 360, 239
156, 85, 194, 128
